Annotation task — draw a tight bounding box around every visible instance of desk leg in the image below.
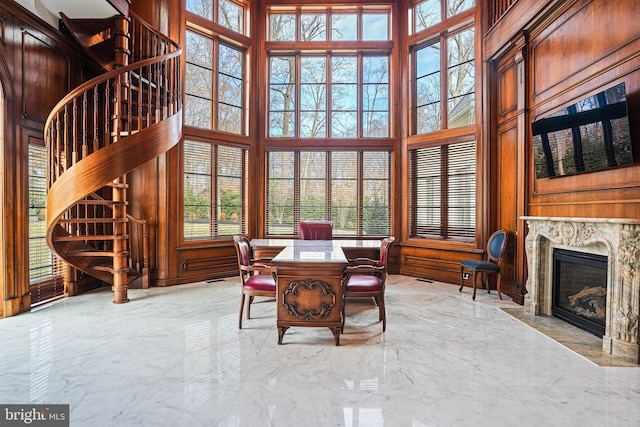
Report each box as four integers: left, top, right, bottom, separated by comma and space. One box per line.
330, 327, 341, 346
278, 326, 289, 344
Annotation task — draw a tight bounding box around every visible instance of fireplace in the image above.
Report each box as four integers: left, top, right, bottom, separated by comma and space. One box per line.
552, 249, 607, 337
521, 216, 640, 364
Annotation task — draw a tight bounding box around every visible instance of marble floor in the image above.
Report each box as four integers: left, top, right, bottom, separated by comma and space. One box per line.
1, 275, 639, 426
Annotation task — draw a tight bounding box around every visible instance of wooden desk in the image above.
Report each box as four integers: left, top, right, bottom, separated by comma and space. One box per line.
251, 239, 380, 345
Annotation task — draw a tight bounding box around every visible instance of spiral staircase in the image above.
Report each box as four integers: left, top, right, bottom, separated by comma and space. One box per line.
44, 3, 182, 303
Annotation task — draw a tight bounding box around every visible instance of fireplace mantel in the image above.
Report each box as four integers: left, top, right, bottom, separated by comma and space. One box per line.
521, 216, 640, 364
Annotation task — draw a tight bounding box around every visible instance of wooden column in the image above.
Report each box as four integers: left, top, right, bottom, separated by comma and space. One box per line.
112, 14, 131, 304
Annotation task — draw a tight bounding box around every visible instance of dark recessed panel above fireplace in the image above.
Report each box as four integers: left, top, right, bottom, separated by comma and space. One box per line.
552, 249, 608, 337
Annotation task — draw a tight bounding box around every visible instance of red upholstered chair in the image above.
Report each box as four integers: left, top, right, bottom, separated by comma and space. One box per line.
299, 221, 333, 240
459, 229, 508, 300
341, 236, 395, 332
232, 235, 277, 329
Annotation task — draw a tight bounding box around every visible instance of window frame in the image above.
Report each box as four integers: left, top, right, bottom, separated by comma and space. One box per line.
265, 5, 393, 141
182, 139, 248, 242
405, 0, 480, 244
409, 139, 476, 241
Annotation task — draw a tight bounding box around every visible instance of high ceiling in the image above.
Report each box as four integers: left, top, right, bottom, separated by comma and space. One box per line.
14, 0, 118, 27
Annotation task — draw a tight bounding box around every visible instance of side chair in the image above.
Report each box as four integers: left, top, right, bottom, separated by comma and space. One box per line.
341, 236, 395, 332
459, 229, 508, 300
232, 235, 277, 329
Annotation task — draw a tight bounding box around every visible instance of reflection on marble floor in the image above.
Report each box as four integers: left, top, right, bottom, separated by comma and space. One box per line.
1, 275, 639, 426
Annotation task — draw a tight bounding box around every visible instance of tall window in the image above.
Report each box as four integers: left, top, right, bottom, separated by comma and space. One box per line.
267, 151, 390, 237
408, 0, 477, 241
29, 141, 64, 304
410, 141, 476, 240
184, 140, 247, 240
267, 7, 391, 139
414, 28, 475, 133
185, 0, 247, 134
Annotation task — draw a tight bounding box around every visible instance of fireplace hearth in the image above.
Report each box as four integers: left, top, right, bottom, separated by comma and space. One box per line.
552, 249, 607, 337
521, 216, 640, 364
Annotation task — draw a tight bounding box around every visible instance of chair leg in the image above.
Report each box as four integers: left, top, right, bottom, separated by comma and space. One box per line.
341, 298, 347, 333
247, 295, 254, 319
497, 273, 503, 300
239, 294, 246, 329
377, 295, 386, 332
459, 266, 465, 292
472, 271, 478, 300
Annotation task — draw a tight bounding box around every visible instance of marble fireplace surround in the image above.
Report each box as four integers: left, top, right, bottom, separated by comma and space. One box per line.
521, 216, 640, 364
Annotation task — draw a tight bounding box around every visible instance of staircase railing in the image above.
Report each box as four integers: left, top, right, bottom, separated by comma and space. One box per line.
45, 11, 182, 302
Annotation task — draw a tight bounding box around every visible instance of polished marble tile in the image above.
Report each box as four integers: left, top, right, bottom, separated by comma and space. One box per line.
1, 275, 639, 426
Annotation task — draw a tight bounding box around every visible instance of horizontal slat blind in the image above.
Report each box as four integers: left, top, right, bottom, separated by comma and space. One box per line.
410, 140, 475, 240
267, 150, 391, 237
29, 142, 65, 305
184, 140, 246, 240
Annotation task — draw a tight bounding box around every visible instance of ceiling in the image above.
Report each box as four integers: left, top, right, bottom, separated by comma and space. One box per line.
14, 0, 118, 27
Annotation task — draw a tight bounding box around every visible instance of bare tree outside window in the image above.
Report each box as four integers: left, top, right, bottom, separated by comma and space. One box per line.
300, 57, 327, 137
362, 56, 389, 137
269, 56, 296, 137
185, 31, 213, 128
218, 0, 243, 33
186, 0, 213, 20
415, 42, 441, 133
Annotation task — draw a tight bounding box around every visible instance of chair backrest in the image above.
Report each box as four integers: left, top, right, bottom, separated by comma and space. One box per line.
379, 236, 395, 268
299, 221, 333, 240
233, 235, 252, 267
487, 230, 507, 263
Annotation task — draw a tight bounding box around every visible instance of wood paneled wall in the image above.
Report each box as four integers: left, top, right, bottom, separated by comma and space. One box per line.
0, 2, 94, 316
487, 0, 640, 301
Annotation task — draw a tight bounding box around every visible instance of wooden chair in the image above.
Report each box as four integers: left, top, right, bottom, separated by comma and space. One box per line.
232, 235, 277, 329
299, 221, 333, 240
459, 230, 508, 300
341, 236, 395, 332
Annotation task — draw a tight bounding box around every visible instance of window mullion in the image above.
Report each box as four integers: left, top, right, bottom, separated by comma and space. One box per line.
212, 41, 219, 130
326, 152, 332, 222
212, 146, 218, 237
440, 33, 448, 130
357, 151, 363, 236
440, 144, 449, 239
294, 151, 301, 228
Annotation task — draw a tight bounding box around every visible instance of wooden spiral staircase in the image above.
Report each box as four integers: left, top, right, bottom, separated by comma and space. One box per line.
44, 6, 182, 303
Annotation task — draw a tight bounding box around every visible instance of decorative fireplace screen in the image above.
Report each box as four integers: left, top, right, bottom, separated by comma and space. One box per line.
552, 249, 608, 337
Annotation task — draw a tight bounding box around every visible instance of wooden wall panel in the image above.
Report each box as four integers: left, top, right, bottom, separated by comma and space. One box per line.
531, 0, 640, 102
0, 2, 96, 316
528, 0, 640, 220
399, 245, 483, 288
20, 30, 70, 122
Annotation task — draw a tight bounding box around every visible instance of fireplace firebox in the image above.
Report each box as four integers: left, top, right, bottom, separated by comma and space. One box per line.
552, 249, 607, 337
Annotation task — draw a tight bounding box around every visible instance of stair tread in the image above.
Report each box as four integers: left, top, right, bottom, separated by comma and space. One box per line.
59, 218, 128, 224
76, 199, 128, 205
67, 249, 130, 257
53, 234, 129, 242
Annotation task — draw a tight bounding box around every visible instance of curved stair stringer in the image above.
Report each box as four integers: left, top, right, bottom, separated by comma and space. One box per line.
45, 113, 182, 284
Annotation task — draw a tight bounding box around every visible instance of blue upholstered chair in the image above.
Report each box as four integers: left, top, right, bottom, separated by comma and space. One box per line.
232, 235, 277, 329
299, 221, 333, 240
459, 230, 508, 300
341, 236, 395, 332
